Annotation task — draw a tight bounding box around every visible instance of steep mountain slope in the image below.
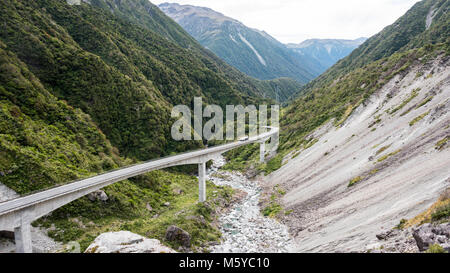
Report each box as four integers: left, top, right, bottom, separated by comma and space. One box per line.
222, 0, 449, 252
90, 0, 302, 102
267, 46, 449, 252
0, 0, 280, 162
293, 0, 449, 100
0, 0, 251, 251
283, 0, 449, 147
250, 0, 450, 252
287, 38, 367, 74
0, 41, 122, 194
158, 2, 321, 83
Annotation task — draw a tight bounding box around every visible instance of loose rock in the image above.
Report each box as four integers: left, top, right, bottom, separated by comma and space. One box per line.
412, 223, 450, 251
87, 190, 108, 202
165, 225, 191, 247
207, 156, 296, 253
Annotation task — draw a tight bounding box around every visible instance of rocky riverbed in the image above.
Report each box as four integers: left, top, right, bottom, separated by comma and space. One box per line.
207, 156, 296, 253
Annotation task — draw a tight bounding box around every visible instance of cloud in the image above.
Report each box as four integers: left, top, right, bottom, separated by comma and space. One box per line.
152, 0, 420, 43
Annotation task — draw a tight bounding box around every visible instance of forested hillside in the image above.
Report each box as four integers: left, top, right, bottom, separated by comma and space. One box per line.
0, 0, 284, 251
92, 0, 302, 102
0, 0, 282, 164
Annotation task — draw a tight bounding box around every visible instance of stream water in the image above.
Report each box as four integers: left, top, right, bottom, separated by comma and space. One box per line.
207, 156, 296, 253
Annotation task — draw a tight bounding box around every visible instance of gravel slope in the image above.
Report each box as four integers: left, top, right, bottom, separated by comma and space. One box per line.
265, 54, 450, 252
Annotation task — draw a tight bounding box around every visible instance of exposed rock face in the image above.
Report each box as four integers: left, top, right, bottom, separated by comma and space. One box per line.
412, 223, 450, 252
87, 190, 108, 202
85, 231, 176, 253
165, 226, 191, 247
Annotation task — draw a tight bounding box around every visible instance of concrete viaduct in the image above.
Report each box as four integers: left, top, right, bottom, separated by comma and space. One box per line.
0, 127, 278, 253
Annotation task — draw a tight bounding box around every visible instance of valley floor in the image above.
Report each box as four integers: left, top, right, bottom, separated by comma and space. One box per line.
207, 156, 295, 253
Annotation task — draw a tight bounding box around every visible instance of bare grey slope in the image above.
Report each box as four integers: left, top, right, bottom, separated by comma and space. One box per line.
265, 54, 450, 252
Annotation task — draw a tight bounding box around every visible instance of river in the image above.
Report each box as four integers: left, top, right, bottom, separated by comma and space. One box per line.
207, 156, 296, 253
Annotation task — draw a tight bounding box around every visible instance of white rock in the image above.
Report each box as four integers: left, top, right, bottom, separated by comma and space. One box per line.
85, 231, 176, 253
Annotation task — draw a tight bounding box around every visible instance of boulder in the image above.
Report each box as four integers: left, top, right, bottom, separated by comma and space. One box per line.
165, 225, 191, 247
412, 223, 450, 251
85, 231, 176, 253
172, 188, 183, 195
87, 190, 108, 202
376, 229, 399, 241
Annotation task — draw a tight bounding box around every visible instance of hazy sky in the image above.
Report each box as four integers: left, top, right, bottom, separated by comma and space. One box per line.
152, 0, 421, 43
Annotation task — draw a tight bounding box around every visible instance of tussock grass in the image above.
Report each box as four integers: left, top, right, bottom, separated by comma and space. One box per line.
409, 111, 430, 126
376, 149, 401, 163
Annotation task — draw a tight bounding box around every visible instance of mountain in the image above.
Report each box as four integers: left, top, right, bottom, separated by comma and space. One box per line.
0, 0, 300, 251
299, 0, 450, 90
158, 2, 322, 83
227, 0, 449, 252
287, 38, 367, 74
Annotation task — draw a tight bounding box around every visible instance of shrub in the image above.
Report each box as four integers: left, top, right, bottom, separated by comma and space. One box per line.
431, 204, 450, 222
348, 176, 363, 187
409, 111, 430, 126
435, 137, 448, 151
425, 244, 447, 253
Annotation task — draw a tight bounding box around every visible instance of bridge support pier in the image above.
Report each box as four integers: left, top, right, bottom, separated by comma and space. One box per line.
14, 222, 32, 253
260, 141, 265, 163
198, 162, 206, 202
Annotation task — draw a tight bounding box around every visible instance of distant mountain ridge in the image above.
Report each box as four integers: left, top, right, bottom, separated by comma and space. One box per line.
287, 38, 367, 74
158, 2, 323, 83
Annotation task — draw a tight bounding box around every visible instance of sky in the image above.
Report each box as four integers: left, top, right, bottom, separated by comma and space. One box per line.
151, 0, 421, 43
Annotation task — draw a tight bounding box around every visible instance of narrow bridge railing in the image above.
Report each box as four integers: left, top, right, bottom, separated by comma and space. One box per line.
0, 127, 278, 253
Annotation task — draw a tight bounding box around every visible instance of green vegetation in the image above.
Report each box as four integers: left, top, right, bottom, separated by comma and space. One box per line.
348, 176, 363, 187
390, 88, 420, 115
35, 171, 235, 252
435, 137, 448, 150
406, 188, 450, 227
409, 111, 430, 126
415, 96, 434, 109
0, 0, 280, 163
262, 202, 283, 218
376, 149, 402, 163
260, 154, 284, 175
368, 116, 382, 128
425, 244, 447, 253
395, 219, 408, 230
304, 138, 319, 150
0, 0, 278, 251
262, 185, 287, 218
0, 44, 121, 194
376, 145, 392, 155
431, 204, 450, 222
